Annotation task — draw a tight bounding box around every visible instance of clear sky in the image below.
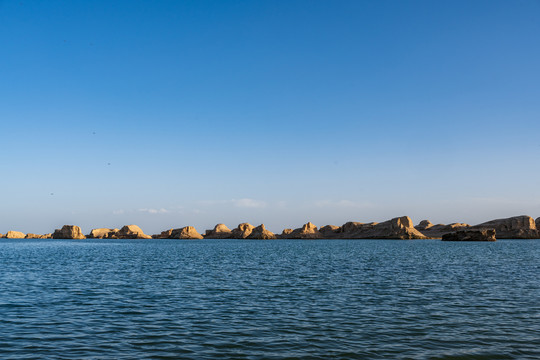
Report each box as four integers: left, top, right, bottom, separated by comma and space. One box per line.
1, 0, 540, 234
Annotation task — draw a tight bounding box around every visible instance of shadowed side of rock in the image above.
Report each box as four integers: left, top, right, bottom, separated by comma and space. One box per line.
442, 229, 496, 241
415, 221, 470, 238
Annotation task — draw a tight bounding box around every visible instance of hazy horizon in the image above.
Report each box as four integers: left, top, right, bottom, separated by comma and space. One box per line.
1, 0, 540, 234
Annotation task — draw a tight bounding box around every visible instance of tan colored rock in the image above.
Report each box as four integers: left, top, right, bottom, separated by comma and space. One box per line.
5, 231, 26, 239
319, 225, 341, 237
282, 222, 322, 239
155, 229, 173, 239
442, 229, 496, 242
42, 233, 53, 239
204, 224, 232, 239
25, 233, 42, 239
231, 223, 255, 239
471, 215, 538, 239
337, 216, 427, 239
247, 224, 276, 239
87, 228, 117, 239
112, 225, 152, 239
415, 221, 470, 238
169, 226, 203, 239
52, 225, 85, 239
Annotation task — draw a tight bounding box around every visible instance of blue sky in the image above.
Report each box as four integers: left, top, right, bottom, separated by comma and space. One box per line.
1, 0, 539, 234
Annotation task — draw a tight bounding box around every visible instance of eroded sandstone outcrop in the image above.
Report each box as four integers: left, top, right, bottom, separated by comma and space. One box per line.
415, 221, 470, 238
281, 222, 322, 239
4, 231, 25, 239
204, 224, 233, 239
110, 225, 152, 239
471, 215, 538, 239
52, 225, 85, 239
337, 216, 427, 239
442, 229, 496, 242
231, 223, 255, 239
87, 228, 118, 239
168, 226, 203, 239
246, 224, 276, 239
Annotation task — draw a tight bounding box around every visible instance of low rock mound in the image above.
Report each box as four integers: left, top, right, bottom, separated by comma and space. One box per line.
247, 224, 276, 239
204, 224, 232, 239
52, 225, 85, 239
415, 221, 470, 238
442, 229, 496, 242
4, 231, 26, 239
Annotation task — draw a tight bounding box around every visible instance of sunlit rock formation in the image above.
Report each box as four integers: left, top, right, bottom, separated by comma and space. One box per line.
470, 215, 538, 239
281, 222, 322, 239
246, 224, 276, 239
4, 231, 25, 239
87, 228, 118, 239
204, 224, 233, 239
25, 233, 51, 239
231, 223, 255, 239
160, 226, 204, 239
52, 225, 85, 239
442, 229, 496, 242
338, 216, 427, 239
109, 225, 152, 239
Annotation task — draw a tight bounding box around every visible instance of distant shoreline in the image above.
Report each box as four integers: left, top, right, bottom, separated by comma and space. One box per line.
2, 215, 539, 241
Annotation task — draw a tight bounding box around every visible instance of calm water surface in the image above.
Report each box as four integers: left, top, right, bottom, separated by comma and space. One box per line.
0, 239, 539, 359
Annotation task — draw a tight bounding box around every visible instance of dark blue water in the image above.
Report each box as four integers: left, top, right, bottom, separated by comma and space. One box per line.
0, 239, 539, 359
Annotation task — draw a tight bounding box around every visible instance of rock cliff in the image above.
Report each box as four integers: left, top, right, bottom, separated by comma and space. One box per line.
442, 229, 496, 242
52, 225, 85, 239
471, 215, 538, 239
319, 225, 341, 237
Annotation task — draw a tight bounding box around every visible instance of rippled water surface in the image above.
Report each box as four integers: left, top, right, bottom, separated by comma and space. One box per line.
0, 239, 539, 359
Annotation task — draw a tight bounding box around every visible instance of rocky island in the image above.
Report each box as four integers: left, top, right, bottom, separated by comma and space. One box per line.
2, 215, 539, 241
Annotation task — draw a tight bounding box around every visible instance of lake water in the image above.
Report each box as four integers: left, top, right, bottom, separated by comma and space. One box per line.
0, 239, 539, 359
